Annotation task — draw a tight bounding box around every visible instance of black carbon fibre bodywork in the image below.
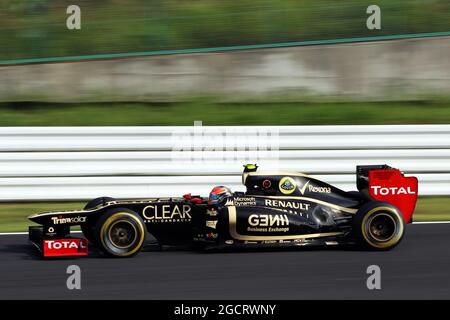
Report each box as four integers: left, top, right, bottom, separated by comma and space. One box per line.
28, 167, 380, 250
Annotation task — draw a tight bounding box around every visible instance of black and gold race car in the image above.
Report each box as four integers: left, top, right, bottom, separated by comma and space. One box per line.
28, 164, 418, 258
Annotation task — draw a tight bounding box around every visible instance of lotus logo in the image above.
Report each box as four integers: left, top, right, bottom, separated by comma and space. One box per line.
279, 177, 297, 195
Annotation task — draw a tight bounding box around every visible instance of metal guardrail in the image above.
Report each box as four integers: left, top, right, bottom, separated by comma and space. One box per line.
0, 125, 449, 201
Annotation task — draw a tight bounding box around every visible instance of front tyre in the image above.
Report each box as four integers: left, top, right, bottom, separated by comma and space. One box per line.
95, 208, 146, 258
353, 201, 405, 250
81, 197, 116, 245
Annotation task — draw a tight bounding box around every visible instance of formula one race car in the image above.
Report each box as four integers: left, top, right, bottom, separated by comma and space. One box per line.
28, 164, 418, 258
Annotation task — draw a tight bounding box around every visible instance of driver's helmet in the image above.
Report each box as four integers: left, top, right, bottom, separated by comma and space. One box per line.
208, 186, 232, 205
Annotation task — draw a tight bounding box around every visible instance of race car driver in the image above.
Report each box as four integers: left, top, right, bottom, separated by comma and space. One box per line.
208, 186, 232, 205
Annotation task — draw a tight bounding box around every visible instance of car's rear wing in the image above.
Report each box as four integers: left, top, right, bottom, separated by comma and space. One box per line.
357, 164, 394, 191
357, 165, 418, 223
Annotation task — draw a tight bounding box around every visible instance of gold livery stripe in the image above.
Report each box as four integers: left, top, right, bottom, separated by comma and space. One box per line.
27, 198, 184, 219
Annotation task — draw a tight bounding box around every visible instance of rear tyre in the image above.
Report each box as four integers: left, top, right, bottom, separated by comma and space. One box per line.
81, 197, 116, 245
353, 201, 405, 250
95, 208, 146, 258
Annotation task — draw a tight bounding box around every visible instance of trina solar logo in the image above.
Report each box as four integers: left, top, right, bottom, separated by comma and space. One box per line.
51, 216, 86, 225
143, 204, 192, 223
371, 186, 416, 195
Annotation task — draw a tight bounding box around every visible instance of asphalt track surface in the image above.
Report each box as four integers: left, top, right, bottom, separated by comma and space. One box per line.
1, 223, 450, 299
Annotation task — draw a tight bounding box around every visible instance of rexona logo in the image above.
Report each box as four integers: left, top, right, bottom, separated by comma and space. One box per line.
51, 216, 86, 225
297, 180, 331, 195
143, 204, 192, 223
279, 177, 297, 195
371, 186, 416, 195
307, 185, 331, 194
247, 214, 289, 233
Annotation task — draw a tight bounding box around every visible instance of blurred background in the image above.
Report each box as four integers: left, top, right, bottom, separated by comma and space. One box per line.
0, 0, 449, 231
0, 0, 450, 123
1, 0, 450, 60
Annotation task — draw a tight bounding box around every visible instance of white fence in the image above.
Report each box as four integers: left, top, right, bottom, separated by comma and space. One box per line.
0, 125, 449, 201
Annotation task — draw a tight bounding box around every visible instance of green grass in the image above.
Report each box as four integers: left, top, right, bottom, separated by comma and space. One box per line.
1, 0, 449, 61
414, 197, 450, 222
1, 100, 450, 126
0, 197, 448, 232
0, 202, 85, 232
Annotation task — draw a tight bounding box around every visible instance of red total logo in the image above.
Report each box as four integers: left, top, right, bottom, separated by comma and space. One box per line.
46, 239, 86, 250
43, 238, 88, 257
370, 186, 416, 196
